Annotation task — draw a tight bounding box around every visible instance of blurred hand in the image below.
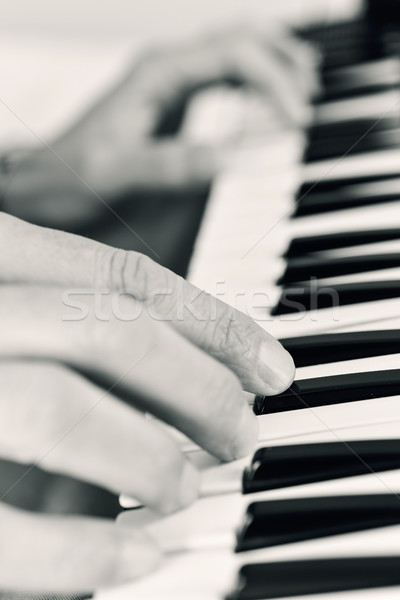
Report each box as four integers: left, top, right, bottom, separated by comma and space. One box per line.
3, 24, 319, 227
0, 213, 295, 593
68, 24, 319, 192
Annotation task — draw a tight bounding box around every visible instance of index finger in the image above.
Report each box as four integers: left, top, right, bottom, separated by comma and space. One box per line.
0, 214, 295, 395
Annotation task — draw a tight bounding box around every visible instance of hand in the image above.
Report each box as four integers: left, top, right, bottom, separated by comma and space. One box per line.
0, 213, 295, 593
69, 24, 319, 192
2, 24, 319, 227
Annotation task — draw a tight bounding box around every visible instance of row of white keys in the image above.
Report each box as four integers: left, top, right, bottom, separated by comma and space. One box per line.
113, 421, 400, 600
97, 545, 400, 600
120, 348, 400, 502
98, 560, 400, 600
119, 316, 400, 511
115, 358, 400, 597
187, 120, 400, 335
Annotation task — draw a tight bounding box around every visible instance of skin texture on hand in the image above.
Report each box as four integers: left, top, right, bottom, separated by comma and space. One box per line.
0, 213, 295, 593
2, 25, 319, 228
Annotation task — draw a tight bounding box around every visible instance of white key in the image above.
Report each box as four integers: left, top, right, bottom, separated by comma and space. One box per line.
314, 90, 400, 124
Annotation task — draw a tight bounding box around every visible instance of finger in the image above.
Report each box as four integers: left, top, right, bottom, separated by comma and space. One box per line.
265, 33, 322, 98
0, 360, 198, 513
225, 36, 311, 125
89, 140, 220, 195
0, 286, 258, 461
132, 34, 311, 126
0, 214, 295, 396
0, 502, 160, 593
225, 22, 321, 96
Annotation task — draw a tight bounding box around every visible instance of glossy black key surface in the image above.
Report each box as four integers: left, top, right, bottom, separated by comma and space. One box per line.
285, 229, 400, 257
308, 117, 400, 141
253, 370, 400, 415
271, 280, 400, 315
293, 178, 400, 217
297, 172, 400, 200
226, 557, 400, 599
243, 439, 400, 493
304, 128, 400, 163
279, 330, 400, 366
236, 495, 400, 551
278, 253, 400, 285
294, 190, 400, 217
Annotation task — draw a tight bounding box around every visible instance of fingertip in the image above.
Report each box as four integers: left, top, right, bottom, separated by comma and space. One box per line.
257, 339, 296, 396
274, 347, 296, 392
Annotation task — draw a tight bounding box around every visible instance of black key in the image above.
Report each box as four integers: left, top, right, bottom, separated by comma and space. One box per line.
297, 172, 400, 199
236, 495, 400, 552
271, 280, 400, 315
304, 128, 400, 163
226, 557, 400, 599
280, 330, 400, 366
285, 229, 400, 257
293, 179, 400, 217
253, 369, 400, 415
293, 190, 400, 216
308, 117, 400, 142
278, 253, 400, 285
243, 439, 400, 493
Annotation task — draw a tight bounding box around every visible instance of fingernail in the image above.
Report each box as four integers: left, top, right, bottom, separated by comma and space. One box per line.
258, 340, 295, 395
231, 403, 259, 460
176, 460, 200, 509
114, 529, 162, 583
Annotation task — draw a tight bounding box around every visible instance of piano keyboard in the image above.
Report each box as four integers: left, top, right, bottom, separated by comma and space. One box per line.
98, 3, 400, 599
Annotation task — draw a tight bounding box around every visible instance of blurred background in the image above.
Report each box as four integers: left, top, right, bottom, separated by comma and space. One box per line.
0, 0, 362, 150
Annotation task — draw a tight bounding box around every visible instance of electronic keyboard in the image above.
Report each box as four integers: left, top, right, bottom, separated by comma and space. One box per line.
97, 1, 400, 598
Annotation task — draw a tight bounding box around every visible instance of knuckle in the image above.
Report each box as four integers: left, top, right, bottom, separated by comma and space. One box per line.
98, 246, 157, 300
212, 311, 257, 361
94, 247, 129, 290
217, 314, 238, 353
128, 252, 154, 298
